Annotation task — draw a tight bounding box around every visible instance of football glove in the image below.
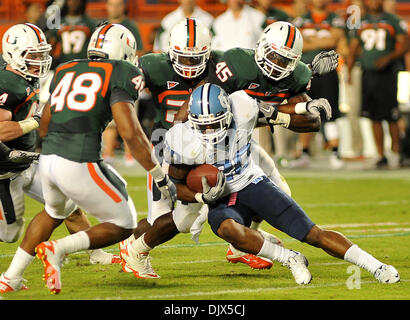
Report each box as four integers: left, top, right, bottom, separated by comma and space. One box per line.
200, 171, 227, 205
258, 102, 290, 130
310, 50, 339, 76
33, 103, 45, 124
149, 164, 177, 210
306, 98, 332, 120
0, 142, 39, 164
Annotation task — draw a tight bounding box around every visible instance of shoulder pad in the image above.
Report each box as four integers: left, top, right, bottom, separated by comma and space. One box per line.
138, 53, 174, 86
223, 48, 259, 81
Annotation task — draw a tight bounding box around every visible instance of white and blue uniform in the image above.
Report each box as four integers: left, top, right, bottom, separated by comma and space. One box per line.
165, 90, 315, 241
165, 90, 265, 194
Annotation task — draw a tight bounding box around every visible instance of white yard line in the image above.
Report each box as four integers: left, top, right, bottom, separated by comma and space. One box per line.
124, 279, 410, 300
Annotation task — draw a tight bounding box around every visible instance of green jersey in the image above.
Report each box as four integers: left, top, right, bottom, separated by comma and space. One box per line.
294, 12, 345, 64
352, 12, 407, 70
139, 48, 312, 130
48, 15, 96, 66
42, 59, 143, 162
0, 68, 39, 174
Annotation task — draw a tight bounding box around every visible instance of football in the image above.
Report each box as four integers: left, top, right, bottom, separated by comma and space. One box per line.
186, 164, 219, 193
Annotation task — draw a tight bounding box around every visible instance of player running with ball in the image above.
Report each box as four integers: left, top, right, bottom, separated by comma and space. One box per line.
164, 83, 400, 285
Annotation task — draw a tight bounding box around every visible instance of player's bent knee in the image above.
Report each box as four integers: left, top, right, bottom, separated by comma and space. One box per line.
216, 219, 245, 243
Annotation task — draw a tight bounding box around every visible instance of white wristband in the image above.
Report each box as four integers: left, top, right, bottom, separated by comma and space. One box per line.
194, 193, 205, 203
294, 102, 308, 115
149, 163, 165, 182
270, 112, 291, 128
18, 117, 39, 134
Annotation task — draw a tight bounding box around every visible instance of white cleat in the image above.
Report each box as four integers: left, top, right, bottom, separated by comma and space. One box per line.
288, 153, 310, 169
0, 273, 28, 293
283, 251, 312, 285
89, 249, 121, 265
374, 265, 400, 283
120, 240, 160, 279
329, 154, 345, 170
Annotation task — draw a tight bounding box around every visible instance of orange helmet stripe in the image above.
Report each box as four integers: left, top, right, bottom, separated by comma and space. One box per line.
285, 25, 296, 49
24, 23, 43, 43
187, 18, 196, 48
95, 24, 114, 49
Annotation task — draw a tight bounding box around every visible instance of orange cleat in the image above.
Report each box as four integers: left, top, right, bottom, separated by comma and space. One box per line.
0, 273, 28, 293
226, 247, 273, 270
35, 241, 62, 294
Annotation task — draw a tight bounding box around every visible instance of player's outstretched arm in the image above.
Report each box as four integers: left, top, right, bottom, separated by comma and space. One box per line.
257, 100, 320, 133
113, 101, 177, 208
0, 108, 39, 142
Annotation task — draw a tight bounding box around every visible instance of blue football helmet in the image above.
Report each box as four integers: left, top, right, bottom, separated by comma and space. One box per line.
188, 83, 233, 145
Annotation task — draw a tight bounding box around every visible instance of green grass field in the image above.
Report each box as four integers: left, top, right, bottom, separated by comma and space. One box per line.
1, 168, 409, 301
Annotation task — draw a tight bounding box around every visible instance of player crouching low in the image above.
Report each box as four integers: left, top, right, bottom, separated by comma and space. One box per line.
163, 83, 400, 285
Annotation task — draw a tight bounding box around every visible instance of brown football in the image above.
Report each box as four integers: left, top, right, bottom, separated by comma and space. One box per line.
186, 164, 219, 193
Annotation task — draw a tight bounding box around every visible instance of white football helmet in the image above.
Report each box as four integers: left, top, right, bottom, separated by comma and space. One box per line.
168, 18, 211, 79
88, 23, 137, 63
2, 23, 52, 80
255, 22, 303, 81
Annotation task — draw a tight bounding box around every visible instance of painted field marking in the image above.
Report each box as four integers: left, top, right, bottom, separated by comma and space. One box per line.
125, 279, 410, 300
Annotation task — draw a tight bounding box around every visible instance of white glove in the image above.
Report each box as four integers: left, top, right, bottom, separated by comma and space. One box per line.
33, 102, 45, 124
149, 164, 177, 210
190, 206, 209, 243
195, 171, 226, 205
310, 50, 339, 76
306, 98, 332, 120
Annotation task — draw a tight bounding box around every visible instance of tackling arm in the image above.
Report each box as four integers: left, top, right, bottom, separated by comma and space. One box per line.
257, 93, 321, 132
113, 100, 177, 208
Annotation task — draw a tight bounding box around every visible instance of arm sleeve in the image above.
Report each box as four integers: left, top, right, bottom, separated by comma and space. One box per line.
109, 88, 134, 107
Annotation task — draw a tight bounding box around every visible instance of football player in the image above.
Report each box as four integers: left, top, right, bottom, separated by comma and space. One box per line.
46, 0, 97, 67
164, 83, 400, 285
0, 23, 176, 294
119, 19, 337, 278
0, 22, 119, 274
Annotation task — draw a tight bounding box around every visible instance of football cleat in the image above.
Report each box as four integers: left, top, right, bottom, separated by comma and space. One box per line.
119, 239, 133, 273
120, 240, 160, 279
282, 251, 312, 285
89, 249, 121, 265
288, 153, 310, 169
374, 265, 400, 283
0, 273, 28, 293
35, 241, 63, 294
226, 245, 273, 270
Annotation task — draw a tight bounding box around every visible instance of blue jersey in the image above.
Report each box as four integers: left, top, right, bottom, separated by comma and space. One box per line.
164, 90, 265, 193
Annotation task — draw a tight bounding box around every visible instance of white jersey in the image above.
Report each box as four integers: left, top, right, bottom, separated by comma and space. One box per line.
211, 5, 265, 51
164, 90, 265, 194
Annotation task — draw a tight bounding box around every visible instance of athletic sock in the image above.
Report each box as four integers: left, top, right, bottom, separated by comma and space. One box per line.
250, 221, 261, 230
257, 239, 295, 264
5, 247, 34, 279
131, 233, 152, 253
128, 233, 136, 243
344, 244, 384, 274
54, 231, 90, 256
